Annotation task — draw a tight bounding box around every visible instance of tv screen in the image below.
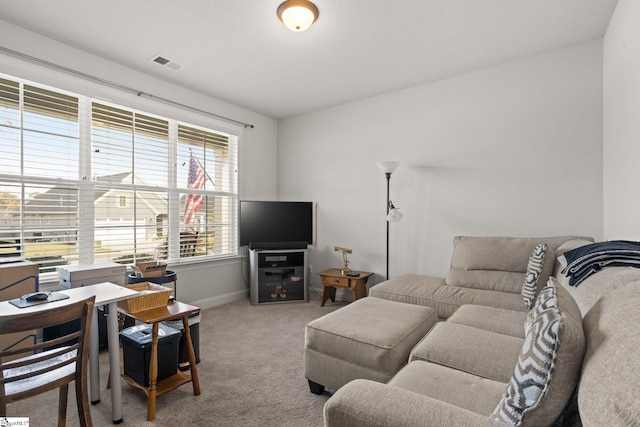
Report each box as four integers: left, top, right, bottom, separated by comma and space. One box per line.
239, 201, 313, 248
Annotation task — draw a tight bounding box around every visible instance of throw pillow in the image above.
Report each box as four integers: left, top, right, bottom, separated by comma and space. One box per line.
521, 243, 547, 309
531, 279, 556, 314
523, 279, 554, 334
491, 280, 561, 427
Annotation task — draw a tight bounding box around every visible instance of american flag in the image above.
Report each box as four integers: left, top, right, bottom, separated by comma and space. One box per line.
184, 153, 205, 227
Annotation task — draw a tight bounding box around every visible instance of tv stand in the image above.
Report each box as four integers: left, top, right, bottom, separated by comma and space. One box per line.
249, 248, 308, 304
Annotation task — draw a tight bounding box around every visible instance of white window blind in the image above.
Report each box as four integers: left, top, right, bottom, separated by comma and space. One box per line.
0, 77, 80, 273
91, 103, 171, 264
0, 74, 239, 275
177, 125, 238, 258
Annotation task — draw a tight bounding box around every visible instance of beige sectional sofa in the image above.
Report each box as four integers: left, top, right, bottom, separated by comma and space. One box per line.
368, 235, 590, 319
312, 236, 640, 426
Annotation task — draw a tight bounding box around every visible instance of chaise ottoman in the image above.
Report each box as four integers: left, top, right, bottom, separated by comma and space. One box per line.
304, 297, 437, 394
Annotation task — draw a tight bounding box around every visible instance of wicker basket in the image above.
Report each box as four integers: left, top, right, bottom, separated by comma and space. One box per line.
117, 282, 172, 313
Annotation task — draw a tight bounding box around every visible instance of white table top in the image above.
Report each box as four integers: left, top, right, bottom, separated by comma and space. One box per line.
0, 282, 140, 315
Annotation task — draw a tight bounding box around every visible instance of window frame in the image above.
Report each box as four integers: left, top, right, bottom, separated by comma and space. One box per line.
0, 73, 241, 278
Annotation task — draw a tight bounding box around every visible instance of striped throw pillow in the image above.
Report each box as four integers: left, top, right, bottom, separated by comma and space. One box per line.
491, 281, 561, 426
521, 243, 547, 309
531, 279, 556, 315
524, 278, 556, 333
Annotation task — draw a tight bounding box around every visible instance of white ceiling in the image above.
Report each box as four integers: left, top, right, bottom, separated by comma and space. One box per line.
0, 0, 618, 119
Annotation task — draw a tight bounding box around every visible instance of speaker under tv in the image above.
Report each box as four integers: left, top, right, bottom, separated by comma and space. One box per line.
249, 241, 308, 250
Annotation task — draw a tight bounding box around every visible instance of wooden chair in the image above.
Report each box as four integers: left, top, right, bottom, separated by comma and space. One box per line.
0, 296, 95, 427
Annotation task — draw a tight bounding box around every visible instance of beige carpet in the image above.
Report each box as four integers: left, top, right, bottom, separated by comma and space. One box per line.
7, 291, 347, 426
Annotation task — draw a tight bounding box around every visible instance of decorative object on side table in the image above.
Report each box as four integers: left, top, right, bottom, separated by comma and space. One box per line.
333, 246, 353, 275
317, 268, 374, 307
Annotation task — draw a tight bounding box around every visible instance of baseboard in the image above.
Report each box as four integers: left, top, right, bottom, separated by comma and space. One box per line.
190, 289, 248, 310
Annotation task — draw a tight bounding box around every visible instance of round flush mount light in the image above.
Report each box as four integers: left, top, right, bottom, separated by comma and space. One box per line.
277, 0, 319, 32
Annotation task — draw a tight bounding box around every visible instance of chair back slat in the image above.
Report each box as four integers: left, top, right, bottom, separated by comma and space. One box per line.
3, 341, 81, 369
2, 347, 79, 384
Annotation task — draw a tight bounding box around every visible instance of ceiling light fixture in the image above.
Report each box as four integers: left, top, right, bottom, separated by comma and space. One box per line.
277, 0, 319, 32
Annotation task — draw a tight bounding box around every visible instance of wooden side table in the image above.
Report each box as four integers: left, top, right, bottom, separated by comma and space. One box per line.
316, 269, 374, 306
119, 301, 201, 421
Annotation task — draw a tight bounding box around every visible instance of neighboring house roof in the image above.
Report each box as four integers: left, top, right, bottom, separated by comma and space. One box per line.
96, 172, 131, 183
22, 172, 167, 214
23, 186, 79, 213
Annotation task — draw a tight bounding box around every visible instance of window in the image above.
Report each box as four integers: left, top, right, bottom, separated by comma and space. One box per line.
0, 74, 239, 275
177, 125, 237, 258
91, 103, 171, 264
0, 77, 79, 273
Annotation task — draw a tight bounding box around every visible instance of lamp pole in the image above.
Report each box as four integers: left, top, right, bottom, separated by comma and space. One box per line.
376, 161, 400, 281
385, 172, 391, 280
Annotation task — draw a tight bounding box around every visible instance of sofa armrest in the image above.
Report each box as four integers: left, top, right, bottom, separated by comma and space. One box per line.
324, 379, 489, 427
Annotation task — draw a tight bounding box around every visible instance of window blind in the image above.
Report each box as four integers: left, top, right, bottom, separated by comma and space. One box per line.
0, 77, 80, 272
92, 102, 171, 264
177, 124, 238, 258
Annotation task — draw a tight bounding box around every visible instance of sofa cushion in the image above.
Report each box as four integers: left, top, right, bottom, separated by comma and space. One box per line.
369, 274, 445, 308
388, 360, 507, 417
490, 278, 584, 427
521, 243, 547, 309
447, 305, 527, 338
410, 322, 523, 383
447, 236, 591, 295
370, 274, 526, 319
324, 378, 490, 427
579, 280, 640, 426
447, 268, 527, 294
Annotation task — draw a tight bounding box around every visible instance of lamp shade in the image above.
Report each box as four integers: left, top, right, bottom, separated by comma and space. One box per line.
387, 201, 403, 222
277, 0, 319, 32
375, 161, 400, 175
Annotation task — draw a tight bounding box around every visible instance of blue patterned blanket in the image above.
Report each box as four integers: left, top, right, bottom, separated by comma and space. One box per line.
560, 240, 640, 286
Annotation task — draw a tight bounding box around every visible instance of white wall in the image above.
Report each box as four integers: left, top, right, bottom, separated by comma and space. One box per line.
603, 0, 640, 240
0, 20, 279, 308
279, 41, 604, 293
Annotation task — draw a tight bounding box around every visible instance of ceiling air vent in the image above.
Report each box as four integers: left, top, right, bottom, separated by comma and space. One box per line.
150, 54, 184, 71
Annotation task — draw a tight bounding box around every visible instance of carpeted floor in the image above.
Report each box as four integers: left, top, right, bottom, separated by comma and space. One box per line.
7, 291, 347, 426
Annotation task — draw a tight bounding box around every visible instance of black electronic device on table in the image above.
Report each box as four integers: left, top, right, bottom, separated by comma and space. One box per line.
9, 291, 70, 308
23, 291, 50, 301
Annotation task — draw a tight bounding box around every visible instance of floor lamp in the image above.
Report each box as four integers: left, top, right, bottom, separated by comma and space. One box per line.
376, 161, 403, 280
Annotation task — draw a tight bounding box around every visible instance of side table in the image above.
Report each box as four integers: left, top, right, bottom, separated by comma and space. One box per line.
119, 301, 201, 421
316, 269, 374, 307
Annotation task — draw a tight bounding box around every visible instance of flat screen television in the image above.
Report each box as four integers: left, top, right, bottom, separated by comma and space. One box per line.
239, 201, 313, 249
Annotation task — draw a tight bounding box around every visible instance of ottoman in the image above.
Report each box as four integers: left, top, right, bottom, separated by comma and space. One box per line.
304, 297, 437, 394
